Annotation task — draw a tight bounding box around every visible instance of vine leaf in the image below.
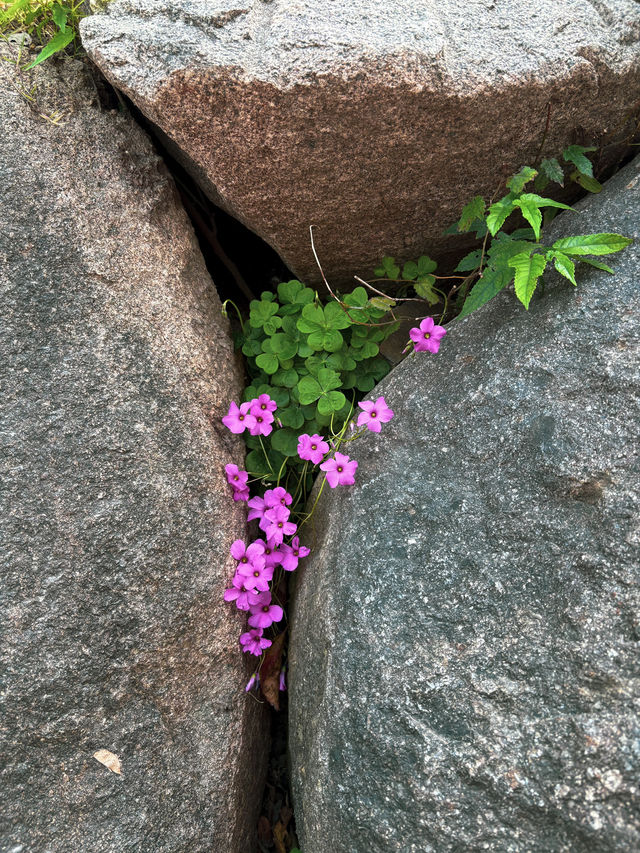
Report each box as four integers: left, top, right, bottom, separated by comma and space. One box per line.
551, 233, 633, 256
508, 252, 547, 309
548, 250, 577, 286
486, 198, 516, 236
459, 266, 512, 318
457, 196, 485, 232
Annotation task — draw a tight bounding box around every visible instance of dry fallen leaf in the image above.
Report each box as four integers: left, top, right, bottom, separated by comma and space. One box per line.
93, 749, 122, 775
260, 632, 286, 711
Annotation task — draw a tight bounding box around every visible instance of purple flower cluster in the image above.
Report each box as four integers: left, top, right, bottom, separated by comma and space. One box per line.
221, 389, 398, 690
222, 393, 278, 436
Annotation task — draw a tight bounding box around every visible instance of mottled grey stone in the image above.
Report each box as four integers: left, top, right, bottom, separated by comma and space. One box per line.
0, 49, 267, 852
80, 0, 640, 286
289, 157, 640, 852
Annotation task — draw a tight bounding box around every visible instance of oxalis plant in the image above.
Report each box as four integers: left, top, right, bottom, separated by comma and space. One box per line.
220, 146, 631, 707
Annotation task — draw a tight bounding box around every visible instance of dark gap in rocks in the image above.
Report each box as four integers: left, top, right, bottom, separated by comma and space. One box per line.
94, 77, 295, 308
87, 64, 299, 852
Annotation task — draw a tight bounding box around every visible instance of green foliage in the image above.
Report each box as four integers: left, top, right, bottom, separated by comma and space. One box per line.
1, 0, 88, 68
454, 151, 631, 314
237, 283, 399, 481
373, 145, 631, 322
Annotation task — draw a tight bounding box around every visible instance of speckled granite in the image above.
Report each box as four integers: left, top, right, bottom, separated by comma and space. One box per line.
289, 157, 640, 852
0, 49, 267, 853
80, 0, 640, 285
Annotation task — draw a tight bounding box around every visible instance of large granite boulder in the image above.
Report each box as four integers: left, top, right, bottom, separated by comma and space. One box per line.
80, 0, 640, 285
0, 49, 267, 852
288, 157, 640, 852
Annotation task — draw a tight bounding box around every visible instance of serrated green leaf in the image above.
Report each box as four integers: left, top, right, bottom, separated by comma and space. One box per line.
486, 198, 516, 236
551, 233, 633, 256
506, 166, 538, 195
459, 266, 512, 318
512, 197, 543, 240
24, 28, 75, 69
413, 274, 439, 305
508, 252, 547, 309
512, 193, 573, 241
271, 429, 300, 457
548, 251, 577, 286
540, 157, 564, 186
487, 236, 535, 269
455, 250, 482, 272
255, 353, 279, 374
563, 145, 597, 178
457, 195, 485, 232
509, 228, 537, 240
579, 258, 615, 274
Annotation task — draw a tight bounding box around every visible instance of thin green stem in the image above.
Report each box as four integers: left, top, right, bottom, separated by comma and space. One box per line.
259, 436, 273, 473
298, 475, 328, 530
221, 299, 246, 333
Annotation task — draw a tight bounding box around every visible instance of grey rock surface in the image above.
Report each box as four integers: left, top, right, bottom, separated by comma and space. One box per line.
80, 0, 640, 285
0, 49, 267, 852
288, 157, 640, 852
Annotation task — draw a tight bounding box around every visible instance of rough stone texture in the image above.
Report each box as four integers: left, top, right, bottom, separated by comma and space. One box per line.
79, 0, 640, 285
289, 157, 640, 852
0, 49, 267, 853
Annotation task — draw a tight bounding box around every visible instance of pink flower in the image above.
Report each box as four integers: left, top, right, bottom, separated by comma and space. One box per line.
409, 317, 447, 354
320, 452, 358, 488
279, 668, 286, 691
264, 487, 293, 511
260, 505, 297, 544
252, 538, 283, 567
223, 573, 261, 611
245, 673, 258, 692
247, 495, 266, 522
248, 592, 284, 629
357, 396, 394, 433
237, 560, 274, 591
297, 433, 330, 465
240, 628, 272, 656
222, 401, 256, 434
230, 539, 266, 570
248, 408, 275, 437
225, 464, 248, 490
225, 464, 250, 502
280, 536, 311, 572
251, 393, 277, 413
